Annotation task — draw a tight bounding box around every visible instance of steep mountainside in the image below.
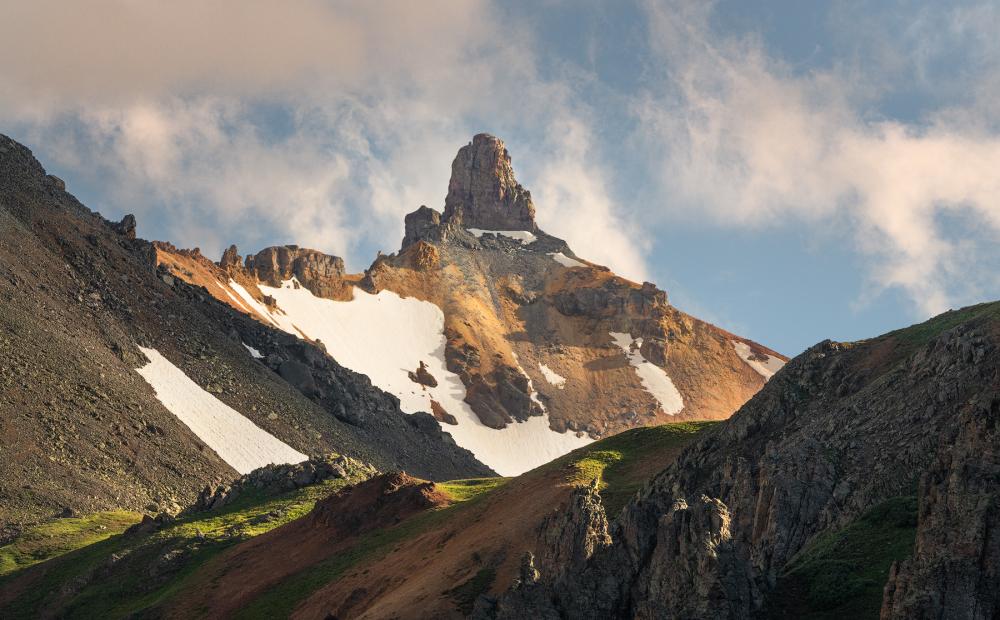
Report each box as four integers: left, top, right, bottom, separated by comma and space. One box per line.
0, 133, 490, 537
478, 301, 1000, 619
159, 134, 785, 474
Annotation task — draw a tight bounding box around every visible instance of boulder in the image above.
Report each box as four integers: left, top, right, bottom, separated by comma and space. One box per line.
408, 361, 438, 387
278, 359, 319, 397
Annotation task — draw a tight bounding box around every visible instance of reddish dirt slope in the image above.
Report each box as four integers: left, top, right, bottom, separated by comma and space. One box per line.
162, 473, 450, 619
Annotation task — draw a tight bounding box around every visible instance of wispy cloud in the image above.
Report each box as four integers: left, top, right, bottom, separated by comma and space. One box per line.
531, 116, 650, 282
636, 0, 1000, 315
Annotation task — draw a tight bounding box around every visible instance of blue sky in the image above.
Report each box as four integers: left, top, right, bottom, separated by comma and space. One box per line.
2, 0, 999, 355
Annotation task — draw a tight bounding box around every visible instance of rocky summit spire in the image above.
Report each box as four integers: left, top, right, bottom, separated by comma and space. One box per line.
442, 133, 537, 232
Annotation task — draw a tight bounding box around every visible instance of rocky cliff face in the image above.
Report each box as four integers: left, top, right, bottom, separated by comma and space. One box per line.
881, 396, 1000, 619
442, 133, 537, 232
479, 303, 1000, 619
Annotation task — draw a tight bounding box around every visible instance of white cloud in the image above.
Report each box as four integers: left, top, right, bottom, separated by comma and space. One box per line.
28, 99, 358, 260
636, 0, 1000, 316
0, 0, 651, 280
531, 117, 650, 282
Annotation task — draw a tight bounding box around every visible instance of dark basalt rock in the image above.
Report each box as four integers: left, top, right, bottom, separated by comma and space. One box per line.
190, 454, 377, 513
881, 396, 1000, 619
278, 359, 319, 397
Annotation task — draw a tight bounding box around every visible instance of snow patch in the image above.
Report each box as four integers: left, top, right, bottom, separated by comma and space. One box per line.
609, 332, 684, 415
135, 347, 306, 474
539, 363, 567, 389
732, 341, 785, 379
229, 280, 281, 328
511, 351, 547, 412
548, 252, 586, 268
256, 280, 590, 476
243, 343, 264, 359
467, 228, 538, 244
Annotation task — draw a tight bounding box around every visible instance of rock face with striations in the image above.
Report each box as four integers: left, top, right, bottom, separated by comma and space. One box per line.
476, 481, 612, 620
219, 244, 242, 270
245, 245, 351, 301
442, 133, 537, 232
478, 304, 1000, 619
881, 396, 1000, 619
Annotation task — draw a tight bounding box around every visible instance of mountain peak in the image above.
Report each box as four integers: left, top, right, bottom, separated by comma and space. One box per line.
442, 133, 537, 232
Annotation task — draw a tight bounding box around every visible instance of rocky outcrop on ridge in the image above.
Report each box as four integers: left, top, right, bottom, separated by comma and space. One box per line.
402, 205, 444, 249
310, 471, 451, 533
245, 245, 352, 301
190, 454, 378, 513
478, 303, 1000, 619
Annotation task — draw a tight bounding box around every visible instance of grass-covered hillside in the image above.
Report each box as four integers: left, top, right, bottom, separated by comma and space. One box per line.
0, 421, 712, 619
0, 465, 371, 619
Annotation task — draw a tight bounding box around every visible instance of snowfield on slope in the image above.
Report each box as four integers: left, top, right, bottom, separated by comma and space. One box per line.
135, 347, 307, 474
467, 228, 538, 244
255, 279, 591, 475
229, 281, 281, 328
610, 332, 684, 415
732, 341, 785, 379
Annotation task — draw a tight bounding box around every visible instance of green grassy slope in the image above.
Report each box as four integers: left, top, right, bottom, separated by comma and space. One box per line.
559, 421, 718, 516
764, 496, 918, 620
0, 474, 365, 619
0, 511, 141, 577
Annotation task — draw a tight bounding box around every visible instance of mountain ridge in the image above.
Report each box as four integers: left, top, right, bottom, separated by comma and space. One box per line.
155, 132, 787, 474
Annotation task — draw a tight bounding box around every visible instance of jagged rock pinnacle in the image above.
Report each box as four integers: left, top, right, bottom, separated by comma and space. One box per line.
442, 133, 537, 232
402, 205, 442, 249
220, 244, 241, 269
